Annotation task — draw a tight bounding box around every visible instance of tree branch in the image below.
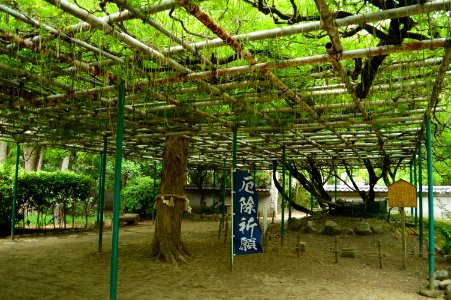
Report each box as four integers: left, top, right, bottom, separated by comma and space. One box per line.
271, 160, 312, 214
244, 0, 320, 23
169, 9, 213, 39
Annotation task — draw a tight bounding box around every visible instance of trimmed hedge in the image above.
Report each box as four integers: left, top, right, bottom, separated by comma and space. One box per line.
0, 170, 93, 235
17, 171, 92, 211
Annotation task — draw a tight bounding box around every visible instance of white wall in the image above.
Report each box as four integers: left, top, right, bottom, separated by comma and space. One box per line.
333, 191, 451, 220
413, 193, 451, 220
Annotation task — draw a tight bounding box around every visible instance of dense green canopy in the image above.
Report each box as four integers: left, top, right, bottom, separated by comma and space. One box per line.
0, 0, 450, 170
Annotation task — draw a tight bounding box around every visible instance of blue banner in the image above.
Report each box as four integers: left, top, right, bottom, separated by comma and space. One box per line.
233, 170, 263, 255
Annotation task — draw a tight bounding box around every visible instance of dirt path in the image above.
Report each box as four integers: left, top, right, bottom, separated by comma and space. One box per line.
0, 218, 448, 299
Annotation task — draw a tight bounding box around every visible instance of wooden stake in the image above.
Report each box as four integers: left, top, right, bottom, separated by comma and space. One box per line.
295, 233, 306, 258
378, 240, 384, 269
217, 217, 222, 239
334, 236, 339, 263
400, 207, 407, 270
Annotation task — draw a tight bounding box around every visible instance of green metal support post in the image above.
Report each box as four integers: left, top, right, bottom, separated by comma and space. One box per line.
110, 84, 125, 300
98, 136, 107, 253
96, 152, 103, 252
426, 116, 435, 290
231, 127, 237, 271
288, 164, 292, 221
281, 146, 286, 247
152, 161, 157, 223
410, 163, 414, 217
413, 154, 418, 228
10, 143, 20, 240
418, 143, 424, 257
96, 154, 102, 227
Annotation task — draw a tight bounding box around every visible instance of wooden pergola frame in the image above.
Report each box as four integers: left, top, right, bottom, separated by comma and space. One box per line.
0, 0, 450, 169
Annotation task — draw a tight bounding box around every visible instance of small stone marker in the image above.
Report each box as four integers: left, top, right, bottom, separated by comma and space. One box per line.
354, 223, 373, 235
295, 233, 305, 258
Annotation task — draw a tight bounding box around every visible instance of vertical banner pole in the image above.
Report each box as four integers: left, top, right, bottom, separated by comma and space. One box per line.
221, 159, 226, 232
96, 153, 102, 232
152, 161, 157, 223
409, 164, 414, 217
11, 143, 20, 240
97, 152, 103, 252
426, 116, 435, 290
253, 164, 258, 220
413, 155, 418, 228
231, 127, 237, 271
110, 84, 125, 300
288, 163, 292, 221
281, 146, 286, 247
418, 143, 424, 257
99, 136, 107, 253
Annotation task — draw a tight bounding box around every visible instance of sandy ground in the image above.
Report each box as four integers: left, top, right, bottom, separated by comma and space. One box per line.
0, 216, 448, 300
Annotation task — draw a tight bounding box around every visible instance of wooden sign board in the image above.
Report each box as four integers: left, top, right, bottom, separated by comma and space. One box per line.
388, 179, 416, 208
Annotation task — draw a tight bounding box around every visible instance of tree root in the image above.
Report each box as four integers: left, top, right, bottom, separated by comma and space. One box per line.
150, 238, 190, 265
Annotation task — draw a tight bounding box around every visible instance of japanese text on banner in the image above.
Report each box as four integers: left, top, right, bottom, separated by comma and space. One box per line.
233, 170, 263, 255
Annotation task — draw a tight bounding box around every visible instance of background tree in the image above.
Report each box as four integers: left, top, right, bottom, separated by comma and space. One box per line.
339, 156, 402, 203
0, 142, 8, 162
23, 145, 41, 171
245, 0, 432, 98
272, 158, 334, 214
273, 153, 404, 214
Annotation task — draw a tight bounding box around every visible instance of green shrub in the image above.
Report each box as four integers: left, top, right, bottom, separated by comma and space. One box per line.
436, 221, 451, 255
18, 171, 92, 208
15, 171, 94, 229
0, 166, 13, 235
121, 176, 158, 216
191, 205, 220, 215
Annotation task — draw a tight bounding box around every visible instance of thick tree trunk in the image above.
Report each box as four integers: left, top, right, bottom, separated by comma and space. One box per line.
23, 145, 40, 171
0, 142, 7, 162
61, 155, 70, 171
200, 189, 207, 209
37, 147, 45, 171
121, 172, 128, 188
150, 136, 190, 264
56, 153, 71, 228
278, 160, 334, 209
271, 164, 312, 214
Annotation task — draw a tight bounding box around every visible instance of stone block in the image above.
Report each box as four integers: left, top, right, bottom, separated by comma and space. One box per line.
354, 223, 373, 235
